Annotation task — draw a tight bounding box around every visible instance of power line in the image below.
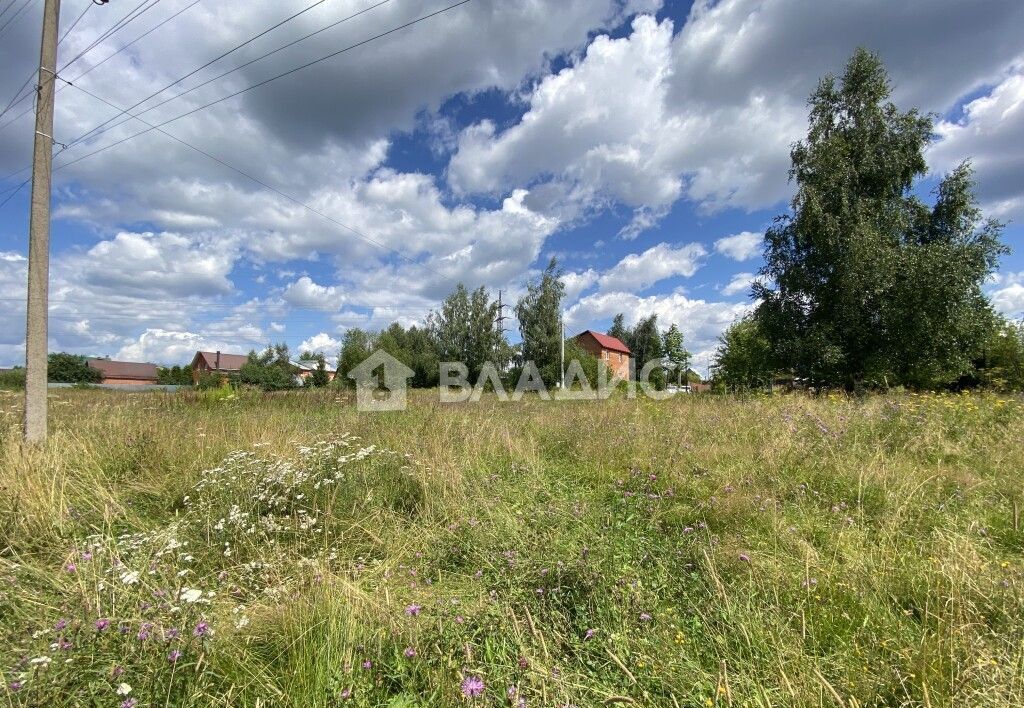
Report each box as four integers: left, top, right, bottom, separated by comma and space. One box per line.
0, 0, 22, 24
0, 0, 197, 135
72, 0, 393, 149
55, 0, 472, 174
0, 0, 94, 119
0, 0, 38, 40
69, 0, 335, 148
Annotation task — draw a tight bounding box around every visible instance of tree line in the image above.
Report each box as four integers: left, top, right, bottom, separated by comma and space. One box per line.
713, 49, 1024, 392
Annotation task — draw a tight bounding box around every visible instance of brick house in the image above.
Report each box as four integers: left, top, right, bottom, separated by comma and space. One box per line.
86, 358, 159, 385
574, 330, 632, 381
190, 351, 249, 384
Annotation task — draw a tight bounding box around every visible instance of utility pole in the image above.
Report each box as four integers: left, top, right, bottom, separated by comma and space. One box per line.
24, 0, 62, 443
559, 311, 565, 389
495, 289, 509, 374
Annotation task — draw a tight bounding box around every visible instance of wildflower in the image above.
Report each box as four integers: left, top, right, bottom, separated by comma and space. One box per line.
193, 621, 210, 637
95, 618, 110, 631
361, 660, 372, 670
405, 603, 421, 617
8, 681, 23, 692
167, 650, 183, 663
54, 619, 68, 630
116, 683, 132, 696
584, 629, 596, 641
165, 627, 180, 640
120, 571, 140, 585
639, 612, 652, 622
121, 699, 138, 708
111, 665, 124, 678
461, 675, 485, 698
517, 656, 529, 670
403, 646, 417, 658
64, 562, 77, 573
739, 553, 750, 563
340, 688, 351, 699
180, 588, 203, 603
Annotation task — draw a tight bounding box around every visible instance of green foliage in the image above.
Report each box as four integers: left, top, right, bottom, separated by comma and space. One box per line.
562, 339, 603, 388
194, 370, 224, 391
713, 317, 774, 391
662, 323, 691, 386
47, 352, 102, 383
237, 343, 296, 391
430, 284, 508, 382
157, 364, 193, 385
337, 329, 374, 388
607, 313, 629, 345
376, 323, 440, 388
975, 318, 1024, 391
754, 49, 1007, 390
0, 367, 25, 389
515, 258, 565, 386
626, 313, 667, 387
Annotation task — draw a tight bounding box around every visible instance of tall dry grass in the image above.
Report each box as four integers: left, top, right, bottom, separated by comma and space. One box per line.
0, 387, 1022, 706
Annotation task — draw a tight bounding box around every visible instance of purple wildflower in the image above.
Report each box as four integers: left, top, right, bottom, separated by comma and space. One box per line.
95, 618, 110, 631
165, 627, 180, 640
517, 656, 529, 670
81, 551, 92, 561
64, 562, 77, 573
167, 650, 183, 663
340, 688, 352, 699
461, 675, 485, 698
8, 681, 23, 692
639, 612, 652, 622
739, 553, 750, 563
361, 660, 372, 670
120, 699, 137, 708
403, 646, 417, 658
193, 621, 210, 637
54, 619, 68, 631
404, 603, 421, 617
584, 629, 596, 641
111, 665, 124, 678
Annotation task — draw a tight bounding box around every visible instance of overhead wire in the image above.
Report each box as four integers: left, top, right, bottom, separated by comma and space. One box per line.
0, 0, 198, 135
55, 0, 473, 174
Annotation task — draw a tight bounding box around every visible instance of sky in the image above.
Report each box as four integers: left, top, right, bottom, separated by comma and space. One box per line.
0, 0, 1022, 373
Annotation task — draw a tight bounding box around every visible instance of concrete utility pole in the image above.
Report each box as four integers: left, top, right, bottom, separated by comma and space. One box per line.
24, 0, 61, 443
559, 311, 565, 389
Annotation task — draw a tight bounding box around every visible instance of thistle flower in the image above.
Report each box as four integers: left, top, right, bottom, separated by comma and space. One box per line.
639, 612, 652, 622
167, 650, 183, 663
361, 660, 372, 670
403, 646, 417, 658
404, 603, 421, 617
193, 621, 210, 637
460, 675, 484, 698
95, 618, 110, 631
120, 699, 137, 708
54, 619, 68, 631
584, 629, 596, 640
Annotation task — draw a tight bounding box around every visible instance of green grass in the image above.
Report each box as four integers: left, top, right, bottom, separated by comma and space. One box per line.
0, 388, 1022, 706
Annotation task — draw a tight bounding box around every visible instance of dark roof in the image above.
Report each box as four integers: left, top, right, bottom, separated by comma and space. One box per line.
86, 358, 159, 381
192, 351, 249, 371
577, 330, 632, 355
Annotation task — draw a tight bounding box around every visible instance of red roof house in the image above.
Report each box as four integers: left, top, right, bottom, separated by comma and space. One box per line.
574, 330, 632, 381
86, 358, 159, 385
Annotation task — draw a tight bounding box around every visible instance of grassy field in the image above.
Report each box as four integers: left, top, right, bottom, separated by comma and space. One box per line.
0, 388, 1022, 707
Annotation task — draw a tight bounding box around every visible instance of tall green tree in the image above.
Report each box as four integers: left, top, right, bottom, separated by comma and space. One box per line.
429, 284, 507, 381
376, 323, 440, 388
662, 323, 690, 386
608, 313, 629, 345
754, 48, 1007, 389
713, 317, 774, 391
337, 329, 374, 387
515, 258, 565, 386
629, 314, 665, 388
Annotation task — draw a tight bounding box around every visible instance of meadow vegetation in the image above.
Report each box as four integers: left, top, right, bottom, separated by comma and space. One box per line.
1, 387, 1022, 706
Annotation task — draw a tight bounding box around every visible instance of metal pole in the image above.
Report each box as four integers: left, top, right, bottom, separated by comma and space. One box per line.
24, 0, 62, 443
559, 312, 564, 389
